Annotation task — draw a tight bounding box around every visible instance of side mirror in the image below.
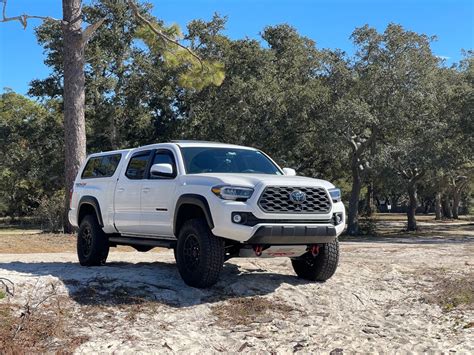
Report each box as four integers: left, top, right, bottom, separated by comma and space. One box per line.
150, 163, 174, 178
282, 168, 296, 176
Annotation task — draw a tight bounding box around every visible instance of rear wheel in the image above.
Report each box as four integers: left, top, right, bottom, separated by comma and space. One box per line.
176, 218, 225, 288
291, 239, 339, 281
77, 215, 109, 266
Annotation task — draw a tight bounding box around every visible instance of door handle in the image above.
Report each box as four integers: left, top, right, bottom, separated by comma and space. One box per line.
142, 187, 151, 193
117, 187, 125, 192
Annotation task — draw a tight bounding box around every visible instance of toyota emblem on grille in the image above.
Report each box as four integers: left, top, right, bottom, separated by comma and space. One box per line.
289, 190, 306, 204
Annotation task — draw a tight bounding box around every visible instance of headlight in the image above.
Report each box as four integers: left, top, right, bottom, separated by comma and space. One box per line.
328, 188, 341, 202
211, 185, 254, 201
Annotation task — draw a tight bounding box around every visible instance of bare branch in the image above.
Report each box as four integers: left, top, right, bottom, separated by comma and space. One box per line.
400, 169, 410, 180
414, 169, 425, 180
339, 129, 359, 152
0, 277, 14, 297
82, 16, 107, 44
349, 137, 358, 152
127, 0, 203, 69
0, 0, 64, 29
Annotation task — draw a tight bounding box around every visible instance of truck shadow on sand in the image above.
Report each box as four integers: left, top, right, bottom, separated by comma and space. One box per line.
0, 258, 311, 308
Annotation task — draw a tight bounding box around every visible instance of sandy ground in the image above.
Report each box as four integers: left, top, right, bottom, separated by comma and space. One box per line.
0, 221, 473, 353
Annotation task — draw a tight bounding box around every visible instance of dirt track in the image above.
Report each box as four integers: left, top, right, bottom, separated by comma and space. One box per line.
1, 224, 473, 353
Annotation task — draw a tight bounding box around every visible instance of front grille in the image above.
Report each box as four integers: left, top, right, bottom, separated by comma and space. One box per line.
258, 186, 331, 214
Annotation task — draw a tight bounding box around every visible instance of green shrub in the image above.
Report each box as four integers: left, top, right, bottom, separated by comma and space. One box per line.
358, 216, 378, 236
34, 190, 64, 232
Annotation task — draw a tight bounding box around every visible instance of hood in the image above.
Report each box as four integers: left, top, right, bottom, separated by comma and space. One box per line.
179, 173, 335, 190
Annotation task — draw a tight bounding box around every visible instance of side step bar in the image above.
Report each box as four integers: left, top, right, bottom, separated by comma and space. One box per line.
109, 235, 176, 249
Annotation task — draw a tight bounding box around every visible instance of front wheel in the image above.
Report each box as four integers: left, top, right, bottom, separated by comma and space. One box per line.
77, 215, 109, 266
176, 218, 225, 288
291, 239, 339, 281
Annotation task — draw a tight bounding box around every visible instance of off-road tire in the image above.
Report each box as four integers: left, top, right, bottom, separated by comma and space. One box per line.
77, 215, 109, 266
176, 218, 225, 288
291, 239, 339, 281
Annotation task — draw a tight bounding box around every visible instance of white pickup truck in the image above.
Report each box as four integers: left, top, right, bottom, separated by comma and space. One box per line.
69, 141, 345, 288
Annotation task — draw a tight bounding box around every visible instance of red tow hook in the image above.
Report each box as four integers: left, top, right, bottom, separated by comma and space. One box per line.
310, 245, 320, 257
254, 245, 263, 257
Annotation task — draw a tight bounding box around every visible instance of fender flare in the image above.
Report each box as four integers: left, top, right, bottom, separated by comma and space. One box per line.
173, 194, 214, 236
78, 196, 104, 227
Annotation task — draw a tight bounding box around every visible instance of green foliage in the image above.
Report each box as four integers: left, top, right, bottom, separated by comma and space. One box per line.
33, 189, 65, 232
0, 91, 63, 218
135, 20, 225, 91
358, 216, 378, 236
3, 0, 470, 224
181, 24, 343, 180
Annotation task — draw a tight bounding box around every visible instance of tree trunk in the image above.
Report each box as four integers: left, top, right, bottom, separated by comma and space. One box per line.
423, 199, 431, 214
441, 196, 452, 219
62, 0, 86, 233
365, 181, 375, 216
435, 192, 442, 220
347, 160, 362, 236
452, 194, 460, 219
406, 182, 418, 231
391, 195, 400, 213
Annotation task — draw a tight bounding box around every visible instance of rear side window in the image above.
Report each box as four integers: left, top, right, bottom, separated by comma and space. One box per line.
126, 152, 151, 179
81, 154, 122, 179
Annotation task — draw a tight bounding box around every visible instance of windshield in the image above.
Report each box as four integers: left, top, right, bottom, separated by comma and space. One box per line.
181, 147, 283, 175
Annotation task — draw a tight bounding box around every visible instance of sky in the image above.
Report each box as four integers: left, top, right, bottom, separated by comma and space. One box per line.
0, 0, 473, 95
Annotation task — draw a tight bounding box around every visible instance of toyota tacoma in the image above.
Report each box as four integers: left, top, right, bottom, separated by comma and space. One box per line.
69, 141, 345, 288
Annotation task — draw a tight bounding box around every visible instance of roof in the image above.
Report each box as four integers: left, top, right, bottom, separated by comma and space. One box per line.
173, 140, 257, 150
87, 148, 133, 157
87, 141, 258, 157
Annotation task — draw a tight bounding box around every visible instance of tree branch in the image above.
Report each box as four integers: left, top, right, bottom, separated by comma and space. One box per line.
82, 16, 107, 44
127, 0, 203, 69
0, 277, 14, 297
340, 130, 359, 153
0, 0, 64, 29
349, 137, 359, 153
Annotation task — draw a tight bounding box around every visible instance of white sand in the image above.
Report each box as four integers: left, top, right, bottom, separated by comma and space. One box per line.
0, 239, 473, 353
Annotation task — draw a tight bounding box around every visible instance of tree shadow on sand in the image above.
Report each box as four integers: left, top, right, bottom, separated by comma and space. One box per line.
341, 221, 474, 244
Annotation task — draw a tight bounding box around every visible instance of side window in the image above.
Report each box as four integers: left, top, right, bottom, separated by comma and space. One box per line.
149, 150, 177, 179
125, 152, 151, 180
82, 154, 121, 179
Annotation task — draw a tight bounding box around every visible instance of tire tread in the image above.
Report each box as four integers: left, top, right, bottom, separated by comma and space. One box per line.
176, 218, 224, 288
77, 214, 109, 266
291, 239, 339, 281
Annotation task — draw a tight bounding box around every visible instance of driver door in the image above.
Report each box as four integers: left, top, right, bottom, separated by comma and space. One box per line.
140, 149, 178, 237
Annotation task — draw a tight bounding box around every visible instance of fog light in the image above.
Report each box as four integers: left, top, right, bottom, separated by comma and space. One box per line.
333, 212, 343, 225
232, 214, 243, 223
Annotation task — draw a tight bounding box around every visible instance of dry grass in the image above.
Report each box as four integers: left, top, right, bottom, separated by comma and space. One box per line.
0, 230, 161, 254
375, 223, 474, 239
0, 296, 89, 353
373, 213, 473, 222
0, 232, 76, 253
353, 213, 474, 239
211, 296, 296, 326
420, 271, 474, 312
70, 277, 154, 306
69, 277, 165, 322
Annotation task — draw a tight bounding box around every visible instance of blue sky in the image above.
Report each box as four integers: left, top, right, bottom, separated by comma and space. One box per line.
1, 0, 473, 95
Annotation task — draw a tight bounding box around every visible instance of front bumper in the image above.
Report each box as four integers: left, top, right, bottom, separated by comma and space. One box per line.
247, 225, 337, 245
